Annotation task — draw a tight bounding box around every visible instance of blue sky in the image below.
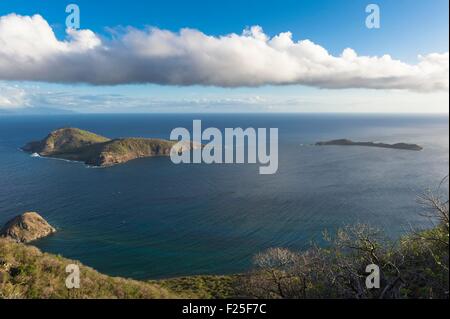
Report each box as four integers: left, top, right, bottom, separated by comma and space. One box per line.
0, 0, 448, 113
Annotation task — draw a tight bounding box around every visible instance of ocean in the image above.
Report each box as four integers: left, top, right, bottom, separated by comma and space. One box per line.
0, 113, 448, 279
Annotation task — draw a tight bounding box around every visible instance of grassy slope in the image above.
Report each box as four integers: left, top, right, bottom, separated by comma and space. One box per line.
0, 238, 178, 299
157, 275, 240, 299
38, 128, 110, 155
102, 138, 175, 155
47, 128, 110, 149
0, 238, 237, 299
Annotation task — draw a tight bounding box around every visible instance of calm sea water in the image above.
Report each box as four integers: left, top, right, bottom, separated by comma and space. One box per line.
0, 113, 448, 279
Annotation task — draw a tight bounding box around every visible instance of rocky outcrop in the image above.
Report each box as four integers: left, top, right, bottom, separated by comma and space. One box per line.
0, 212, 56, 243
316, 139, 423, 151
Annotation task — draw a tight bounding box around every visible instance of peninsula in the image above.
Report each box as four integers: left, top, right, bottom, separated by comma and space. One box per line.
22, 128, 194, 167
315, 139, 423, 151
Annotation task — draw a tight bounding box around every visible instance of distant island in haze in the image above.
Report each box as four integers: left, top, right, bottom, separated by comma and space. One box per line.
22, 128, 194, 167
316, 139, 423, 151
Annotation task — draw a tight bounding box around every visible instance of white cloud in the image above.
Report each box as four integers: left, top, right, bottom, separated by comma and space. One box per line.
0, 14, 448, 91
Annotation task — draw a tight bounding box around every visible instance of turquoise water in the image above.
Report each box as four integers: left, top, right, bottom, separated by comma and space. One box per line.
0, 113, 448, 279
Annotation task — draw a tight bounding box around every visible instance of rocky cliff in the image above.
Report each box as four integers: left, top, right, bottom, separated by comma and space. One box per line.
0, 212, 56, 243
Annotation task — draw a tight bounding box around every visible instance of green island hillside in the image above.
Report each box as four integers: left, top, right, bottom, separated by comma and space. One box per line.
22, 128, 193, 167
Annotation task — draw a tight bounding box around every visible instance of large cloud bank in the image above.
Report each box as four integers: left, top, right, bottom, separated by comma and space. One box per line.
0, 14, 448, 91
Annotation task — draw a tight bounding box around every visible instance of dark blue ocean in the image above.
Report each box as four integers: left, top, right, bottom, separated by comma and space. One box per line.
0, 113, 448, 279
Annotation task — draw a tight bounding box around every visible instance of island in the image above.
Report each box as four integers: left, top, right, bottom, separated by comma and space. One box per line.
22, 128, 196, 167
0, 212, 56, 243
315, 139, 423, 151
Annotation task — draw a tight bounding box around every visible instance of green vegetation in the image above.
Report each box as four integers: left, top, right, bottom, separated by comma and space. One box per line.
101, 138, 175, 156
158, 275, 240, 299
23, 128, 110, 155
0, 238, 177, 299
45, 128, 110, 151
